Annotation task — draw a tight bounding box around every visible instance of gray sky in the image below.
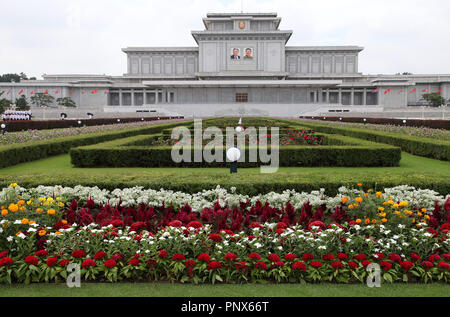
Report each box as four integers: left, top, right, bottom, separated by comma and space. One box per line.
1, 0, 449, 79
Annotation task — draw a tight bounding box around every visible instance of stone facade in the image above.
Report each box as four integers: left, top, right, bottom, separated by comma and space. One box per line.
1, 12, 449, 118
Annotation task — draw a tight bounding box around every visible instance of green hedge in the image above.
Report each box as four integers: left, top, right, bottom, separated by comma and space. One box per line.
0, 121, 191, 168
286, 120, 450, 161
70, 133, 401, 168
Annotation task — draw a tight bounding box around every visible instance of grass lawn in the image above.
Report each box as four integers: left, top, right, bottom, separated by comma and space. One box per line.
0, 151, 448, 194
0, 283, 449, 297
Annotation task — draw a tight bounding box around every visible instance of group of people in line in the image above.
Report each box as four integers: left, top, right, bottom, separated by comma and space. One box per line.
1, 110, 32, 121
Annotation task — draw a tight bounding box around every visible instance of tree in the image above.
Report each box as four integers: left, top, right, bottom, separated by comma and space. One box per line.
16, 95, 30, 110
0, 73, 22, 83
421, 93, 445, 107
0, 92, 12, 115
57, 97, 76, 108
30, 93, 55, 108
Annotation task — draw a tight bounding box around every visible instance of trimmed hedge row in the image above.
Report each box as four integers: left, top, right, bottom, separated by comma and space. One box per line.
300, 116, 450, 130
0, 121, 191, 168
1, 116, 184, 132
70, 133, 401, 168
289, 120, 450, 161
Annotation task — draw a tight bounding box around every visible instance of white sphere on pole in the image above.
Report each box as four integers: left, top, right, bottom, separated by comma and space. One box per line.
226, 147, 241, 162
235, 126, 243, 133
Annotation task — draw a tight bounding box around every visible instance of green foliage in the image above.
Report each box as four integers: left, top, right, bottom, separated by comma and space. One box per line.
56, 97, 76, 108
15, 95, 29, 111
291, 120, 450, 161
422, 93, 446, 107
30, 93, 55, 108
0, 92, 11, 115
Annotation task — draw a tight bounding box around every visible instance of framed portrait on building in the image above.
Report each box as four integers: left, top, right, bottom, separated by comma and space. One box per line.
230, 48, 241, 60
244, 48, 253, 59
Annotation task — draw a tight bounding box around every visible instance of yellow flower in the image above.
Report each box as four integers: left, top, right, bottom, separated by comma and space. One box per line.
61, 220, 67, 224
381, 218, 388, 223
425, 215, 430, 220
26, 200, 32, 205
17, 200, 25, 206
364, 219, 371, 225
348, 204, 355, 210
355, 197, 363, 203
378, 212, 386, 218
416, 224, 422, 228
21, 218, 29, 225
47, 197, 54, 203
399, 201, 409, 207
38, 197, 46, 202
55, 232, 62, 235
1, 209, 8, 216
392, 204, 399, 209
47, 209, 56, 215
421, 208, 427, 213
15, 231, 22, 236
394, 211, 401, 215
19, 206, 26, 212
58, 202, 64, 207
356, 219, 362, 224
56, 197, 62, 201
417, 212, 422, 217
10, 183, 17, 188
378, 207, 385, 212
372, 219, 377, 224
29, 221, 36, 225
36, 208, 43, 213
38, 229, 47, 237
341, 197, 349, 204
364, 193, 369, 198
8, 204, 19, 213
357, 183, 363, 187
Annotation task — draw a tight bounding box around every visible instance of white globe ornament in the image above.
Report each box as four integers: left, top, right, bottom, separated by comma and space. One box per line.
226, 147, 241, 162
235, 126, 243, 133
0, 124, 5, 129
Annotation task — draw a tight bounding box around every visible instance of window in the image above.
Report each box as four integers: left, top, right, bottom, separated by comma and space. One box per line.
236, 93, 248, 103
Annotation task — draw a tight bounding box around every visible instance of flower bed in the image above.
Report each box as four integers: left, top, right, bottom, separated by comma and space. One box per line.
1, 184, 449, 284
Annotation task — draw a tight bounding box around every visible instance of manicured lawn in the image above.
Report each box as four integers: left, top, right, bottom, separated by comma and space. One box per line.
0, 283, 449, 297
0, 151, 448, 194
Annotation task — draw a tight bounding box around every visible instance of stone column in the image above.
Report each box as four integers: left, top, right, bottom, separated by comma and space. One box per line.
338, 89, 342, 104
350, 88, 355, 105
363, 88, 367, 106
326, 89, 330, 103
131, 90, 135, 106
119, 90, 123, 106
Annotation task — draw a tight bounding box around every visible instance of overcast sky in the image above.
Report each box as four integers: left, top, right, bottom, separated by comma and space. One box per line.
1, 0, 449, 79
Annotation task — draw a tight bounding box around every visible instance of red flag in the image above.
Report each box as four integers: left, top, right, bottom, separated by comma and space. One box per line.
384, 89, 391, 95
82, 90, 86, 94
372, 88, 379, 93
43, 89, 48, 94
91, 89, 98, 94
30, 90, 36, 95
104, 89, 110, 94
55, 90, 59, 94
436, 88, 443, 95
18, 89, 23, 95
422, 88, 430, 93
69, 90, 73, 95
409, 88, 417, 93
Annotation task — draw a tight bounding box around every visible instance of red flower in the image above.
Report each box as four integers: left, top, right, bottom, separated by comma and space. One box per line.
168, 220, 182, 228
373, 252, 386, 260
275, 261, 285, 267
268, 254, 280, 262
110, 219, 124, 227
249, 222, 262, 229
185, 260, 196, 268
322, 254, 335, 261
172, 254, 186, 261
130, 222, 145, 232
410, 253, 421, 263
379, 261, 392, 271
158, 250, 168, 259
308, 221, 325, 230
197, 253, 210, 262
187, 221, 203, 229
361, 260, 371, 268
72, 249, 86, 258
0, 251, 8, 258
249, 253, 261, 260
429, 254, 441, 262
276, 222, 288, 229
0, 257, 13, 267
442, 254, 450, 261
24, 256, 39, 266
255, 261, 268, 270
147, 259, 157, 267
225, 252, 238, 262
112, 253, 123, 262
94, 251, 107, 260
208, 233, 222, 242
438, 261, 450, 270
347, 262, 358, 270
81, 259, 96, 269
104, 259, 117, 268
400, 261, 414, 271
285, 253, 297, 261
46, 257, 58, 267
128, 258, 140, 266
275, 228, 285, 235
388, 253, 401, 263
207, 261, 222, 270
302, 253, 314, 261
292, 261, 306, 272
331, 261, 343, 270
310, 261, 323, 268
235, 261, 248, 271
58, 259, 70, 267
354, 254, 367, 261
421, 261, 433, 269
34, 250, 49, 257
337, 253, 348, 261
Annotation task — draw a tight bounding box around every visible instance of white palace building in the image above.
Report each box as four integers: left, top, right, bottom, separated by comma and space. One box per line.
1, 12, 449, 119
